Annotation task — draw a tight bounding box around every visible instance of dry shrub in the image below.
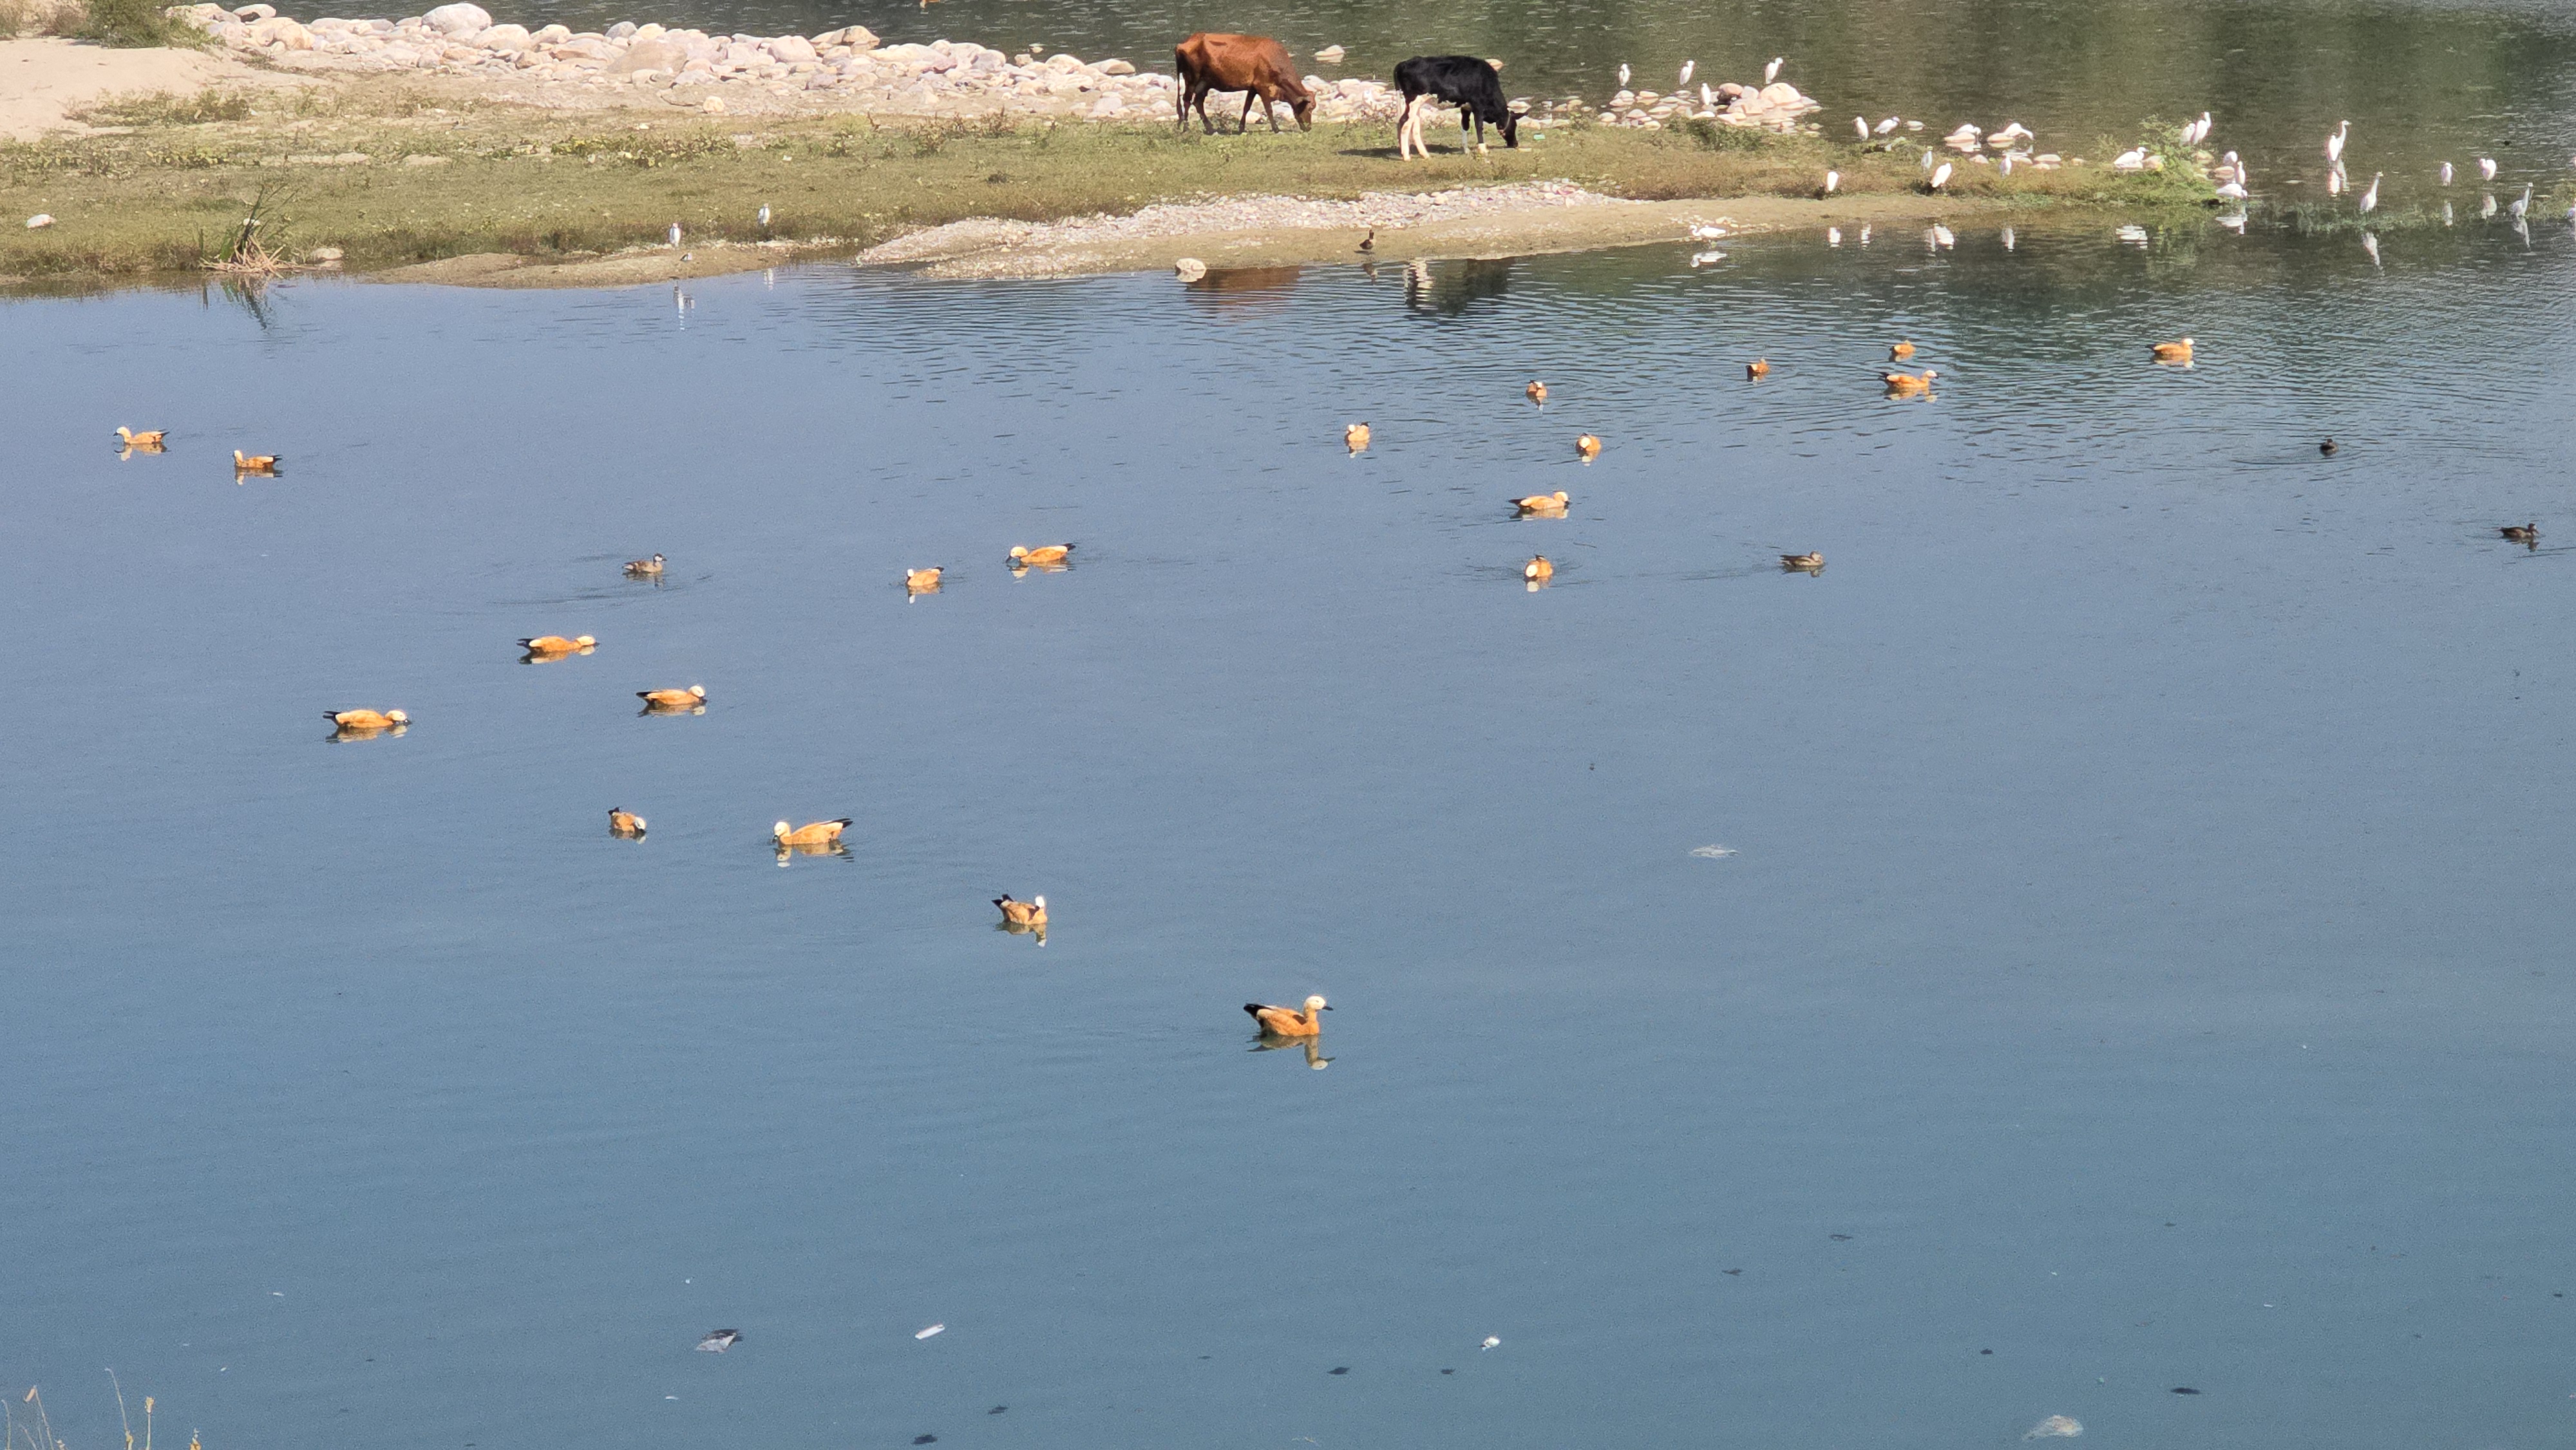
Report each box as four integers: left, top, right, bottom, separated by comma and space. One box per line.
0, 0, 90, 38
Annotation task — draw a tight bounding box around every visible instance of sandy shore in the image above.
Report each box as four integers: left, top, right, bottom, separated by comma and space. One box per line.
0, 36, 302, 138
857, 185, 1985, 280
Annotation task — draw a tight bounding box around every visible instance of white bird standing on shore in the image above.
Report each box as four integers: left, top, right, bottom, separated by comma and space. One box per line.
2215, 178, 2247, 200
1701, 82, 1715, 108
2325, 120, 2348, 165
2358, 172, 2380, 213
1929, 160, 1953, 189
1764, 56, 1784, 83
1678, 59, 1694, 86
1618, 62, 1630, 88
1876, 116, 1902, 135
1855, 115, 1870, 138
757, 202, 770, 231
668, 221, 683, 247
2439, 160, 2454, 186
1823, 168, 1839, 194
2477, 156, 2497, 181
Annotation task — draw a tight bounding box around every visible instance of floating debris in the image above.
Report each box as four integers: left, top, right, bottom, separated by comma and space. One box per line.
2170, 1386, 2201, 1395
1329, 1366, 1350, 1375
1689, 845, 1737, 858
913, 1436, 937, 1445
914, 1323, 947, 1340
1481, 1335, 1502, 1350
695, 1329, 740, 1353
2023, 1415, 2083, 1438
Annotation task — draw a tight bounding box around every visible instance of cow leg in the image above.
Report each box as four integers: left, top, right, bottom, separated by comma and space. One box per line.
1175, 80, 1191, 131
1265, 90, 1283, 133
1398, 97, 1418, 158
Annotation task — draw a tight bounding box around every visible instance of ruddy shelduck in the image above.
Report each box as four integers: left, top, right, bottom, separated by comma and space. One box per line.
233, 450, 281, 474
905, 566, 945, 593
2150, 337, 2194, 362
1746, 358, 1772, 379
520, 634, 597, 655
1244, 995, 1330, 1036
1882, 369, 1938, 395
2501, 522, 2540, 543
623, 553, 666, 576
1345, 422, 1372, 451
1889, 341, 1916, 360
1512, 491, 1570, 515
1575, 434, 1602, 459
609, 807, 647, 837
1524, 554, 1555, 583
994, 894, 1047, 927
325, 708, 408, 730
116, 427, 167, 450
1781, 551, 1824, 570
1525, 380, 1548, 404
773, 818, 851, 847
638, 684, 708, 710
1008, 544, 1074, 567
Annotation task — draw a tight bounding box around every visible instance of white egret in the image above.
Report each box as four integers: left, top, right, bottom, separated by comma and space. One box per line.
1701, 82, 1715, 108
1678, 59, 1694, 86
2438, 160, 2453, 186
1764, 56, 1784, 84
2510, 182, 2532, 220
1855, 115, 1870, 138
1618, 62, 1630, 88
1875, 116, 1901, 135
2215, 179, 2248, 200
1930, 161, 1953, 189
2477, 156, 2497, 181
1827, 226, 1842, 245
1823, 168, 1840, 194
757, 202, 770, 231
668, 221, 683, 247
2357, 172, 2380, 213
2190, 111, 2212, 146
2112, 147, 2148, 171
1689, 222, 1728, 240
2324, 120, 2348, 165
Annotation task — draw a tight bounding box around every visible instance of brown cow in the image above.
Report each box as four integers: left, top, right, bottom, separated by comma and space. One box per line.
1174, 32, 1314, 134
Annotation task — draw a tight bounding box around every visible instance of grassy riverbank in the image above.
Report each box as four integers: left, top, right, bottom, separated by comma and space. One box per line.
0, 83, 2222, 285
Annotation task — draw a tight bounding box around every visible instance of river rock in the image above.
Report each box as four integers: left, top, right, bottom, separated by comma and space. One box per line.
605, 19, 634, 36
609, 37, 685, 72
249, 16, 313, 46
473, 23, 528, 50
421, 1, 487, 34
231, 3, 275, 17
766, 32, 815, 61
1173, 257, 1206, 280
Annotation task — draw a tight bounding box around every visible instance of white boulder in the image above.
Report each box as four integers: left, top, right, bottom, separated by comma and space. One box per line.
422, 3, 489, 35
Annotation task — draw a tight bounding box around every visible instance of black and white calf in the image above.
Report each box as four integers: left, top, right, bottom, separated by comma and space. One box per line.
1392, 55, 1519, 159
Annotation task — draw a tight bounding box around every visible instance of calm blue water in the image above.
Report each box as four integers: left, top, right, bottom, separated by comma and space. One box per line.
7, 216, 2576, 1450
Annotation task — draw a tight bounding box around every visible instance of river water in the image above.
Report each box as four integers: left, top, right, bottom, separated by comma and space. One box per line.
8, 117, 2576, 1450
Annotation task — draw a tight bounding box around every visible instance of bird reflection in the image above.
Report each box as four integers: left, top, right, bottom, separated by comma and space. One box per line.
775, 840, 852, 866
994, 919, 1048, 945
1249, 1036, 1333, 1069
328, 721, 406, 742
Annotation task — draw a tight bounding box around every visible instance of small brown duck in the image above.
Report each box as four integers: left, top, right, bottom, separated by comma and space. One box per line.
2150, 337, 2195, 363
233, 450, 281, 475
1244, 995, 1330, 1037
1358, 228, 1375, 252
1511, 491, 1570, 516
325, 708, 408, 731
905, 565, 945, 594
2501, 522, 2540, 544
1525, 380, 1548, 404
1007, 544, 1074, 569
1345, 422, 1372, 451
1575, 433, 1602, 459
623, 554, 666, 577
1889, 341, 1917, 360
520, 634, 598, 657
1882, 369, 1939, 395
1781, 551, 1824, 571
1524, 554, 1555, 583
994, 894, 1047, 928
116, 427, 167, 451
773, 818, 851, 848
609, 807, 647, 838
637, 684, 708, 711
1746, 358, 1772, 379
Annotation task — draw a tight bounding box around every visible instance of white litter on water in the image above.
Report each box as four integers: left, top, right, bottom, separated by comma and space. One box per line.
1480, 1335, 1502, 1350
1689, 845, 1738, 858
2024, 1415, 2083, 1439
915, 1323, 946, 1339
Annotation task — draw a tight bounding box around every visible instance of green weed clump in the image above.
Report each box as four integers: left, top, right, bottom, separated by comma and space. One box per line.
74, 88, 254, 126
77, 0, 204, 48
